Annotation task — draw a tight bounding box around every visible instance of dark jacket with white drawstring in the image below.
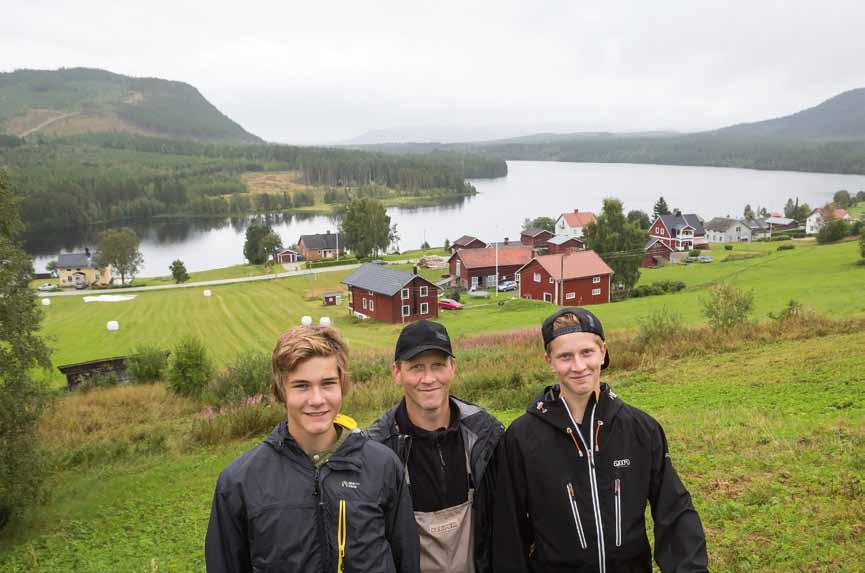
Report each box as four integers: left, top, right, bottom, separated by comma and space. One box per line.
492, 384, 708, 573
205, 418, 420, 573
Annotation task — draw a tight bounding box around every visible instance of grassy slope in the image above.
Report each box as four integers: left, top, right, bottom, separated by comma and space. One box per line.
1, 329, 862, 572
37, 239, 865, 385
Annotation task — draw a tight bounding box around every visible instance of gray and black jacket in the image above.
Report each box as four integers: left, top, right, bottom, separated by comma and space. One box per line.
492, 383, 708, 573
365, 397, 505, 573
205, 420, 420, 573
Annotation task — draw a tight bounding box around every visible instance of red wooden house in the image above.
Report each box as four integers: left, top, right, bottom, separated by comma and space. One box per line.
520, 227, 555, 247
298, 232, 346, 261
516, 251, 613, 306
642, 213, 706, 266
342, 264, 440, 324
448, 246, 533, 290
546, 235, 585, 254
450, 235, 487, 253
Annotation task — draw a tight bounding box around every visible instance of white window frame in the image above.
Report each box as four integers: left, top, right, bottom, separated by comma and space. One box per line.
402, 304, 411, 317
420, 302, 429, 315
419, 285, 428, 297
592, 288, 601, 296
592, 276, 601, 284
543, 292, 553, 303
456, 260, 461, 275
369, 299, 375, 312
659, 228, 665, 235
401, 288, 410, 300
486, 275, 496, 287
471, 276, 479, 288
362, 298, 368, 309
565, 292, 576, 300
549, 276, 554, 284
533, 272, 541, 283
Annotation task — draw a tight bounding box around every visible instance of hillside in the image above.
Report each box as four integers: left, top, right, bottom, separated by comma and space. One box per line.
712, 88, 865, 140
0, 68, 262, 144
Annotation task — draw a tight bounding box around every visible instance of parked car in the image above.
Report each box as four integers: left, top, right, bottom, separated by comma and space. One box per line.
37, 283, 59, 292
438, 298, 464, 310
684, 256, 698, 263
698, 255, 713, 263
498, 280, 517, 291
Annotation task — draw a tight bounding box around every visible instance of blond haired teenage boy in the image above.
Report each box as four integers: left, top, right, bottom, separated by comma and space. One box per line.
206, 325, 420, 573
492, 308, 708, 573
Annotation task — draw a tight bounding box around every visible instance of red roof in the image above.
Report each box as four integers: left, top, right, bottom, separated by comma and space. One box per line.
525, 250, 613, 279
561, 210, 597, 228
814, 207, 850, 219
453, 246, 533, 268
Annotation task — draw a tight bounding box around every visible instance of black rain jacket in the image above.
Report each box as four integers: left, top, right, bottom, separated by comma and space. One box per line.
365, 396, 505, 573
205, 420, 420, 573
492, 384, 708, 573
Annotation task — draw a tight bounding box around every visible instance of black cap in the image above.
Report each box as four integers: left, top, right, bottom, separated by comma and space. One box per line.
394, 320, 454, 362
541, 307, 610, 369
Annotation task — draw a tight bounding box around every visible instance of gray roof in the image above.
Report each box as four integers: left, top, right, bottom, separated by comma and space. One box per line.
659, 213, 705, 235
547, 234, 584, 246
743, 219, 770, 231
704, 217, 737, 232
453, 235, 484, 247
299, 233, 340, 250
57, 252, 100, 268
521, 227, 551, 237
342, 263, 437, 296
764, 216, 796, 226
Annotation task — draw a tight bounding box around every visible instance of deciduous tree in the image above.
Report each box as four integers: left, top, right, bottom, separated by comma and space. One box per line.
833, 190, 851, 208
582, 198, 646, 291
170, 259, 189, 283
627, 210, 651, 229
96, 227, 144, 284
522, 216, 556, 233
340, 198, 391, 259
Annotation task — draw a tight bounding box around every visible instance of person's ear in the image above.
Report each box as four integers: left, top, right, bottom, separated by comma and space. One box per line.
391, 362, 403, 385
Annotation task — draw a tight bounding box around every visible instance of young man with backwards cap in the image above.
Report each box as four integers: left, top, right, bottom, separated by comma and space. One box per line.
492, 307, 708, 573
366, 319, 504, 573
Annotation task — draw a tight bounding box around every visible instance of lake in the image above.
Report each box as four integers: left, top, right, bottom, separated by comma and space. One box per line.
26, 161, 864, 276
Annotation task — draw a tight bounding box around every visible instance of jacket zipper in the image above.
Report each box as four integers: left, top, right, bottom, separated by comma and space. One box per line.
566, 482, 588, 550
614, 478, 622, 548
561, 398, 606, 573
337, 498, 347, 573
313, 467, 329, 573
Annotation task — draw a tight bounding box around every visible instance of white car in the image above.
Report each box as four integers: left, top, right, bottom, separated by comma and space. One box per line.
37, 283, 59, 292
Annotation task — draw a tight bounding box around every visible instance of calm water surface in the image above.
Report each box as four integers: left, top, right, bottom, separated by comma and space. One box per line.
27, 161, 863, 275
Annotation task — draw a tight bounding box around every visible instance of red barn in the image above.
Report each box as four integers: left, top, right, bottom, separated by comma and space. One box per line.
450, 235, 487, 253
546, 235, 585, 254
448, 246, 533, 290
641, 238, 675, 267
342, 264, 440, 323
516, 251, 614, 306
520, 227, 555, 247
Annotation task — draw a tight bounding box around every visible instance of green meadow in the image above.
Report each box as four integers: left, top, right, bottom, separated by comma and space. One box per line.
3, 238, 863, 571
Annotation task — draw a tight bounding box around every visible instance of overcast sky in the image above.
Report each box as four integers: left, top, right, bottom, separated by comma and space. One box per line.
3, 1, 865, 143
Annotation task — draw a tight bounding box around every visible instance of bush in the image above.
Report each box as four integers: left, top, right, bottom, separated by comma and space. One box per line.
776, 244, 795, 251
447, 289, 461, 302
127, 344, 168, 384
724, 245, 733, 251
689, 250, 700, 257
817, 219, 849, 244
167, 335, 213, 398
768, 299, 803, 322
208, 351, 271, 405
190, 395, 284, 445
701, 284, 755, 332
629, 280, 685, 298
636, 307, 684, 347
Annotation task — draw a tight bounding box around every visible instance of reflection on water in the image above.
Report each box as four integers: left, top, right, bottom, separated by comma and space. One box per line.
25, 161, 860, 276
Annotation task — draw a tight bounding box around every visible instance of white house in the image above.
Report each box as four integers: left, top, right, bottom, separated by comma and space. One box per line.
554, 209, 597, 238
806, 208, 852, 235
704, 218, 752, 243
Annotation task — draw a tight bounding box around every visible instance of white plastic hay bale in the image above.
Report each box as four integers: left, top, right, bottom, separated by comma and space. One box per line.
106, 320, 120, 331
203, 289, 212, 297
41, 298, 51, 306
301, 315, 313, 326
319, 316, 332, 327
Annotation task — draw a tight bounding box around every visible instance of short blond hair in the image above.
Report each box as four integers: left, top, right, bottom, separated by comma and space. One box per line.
548, 313, 604, 352
271, 326, 350, 403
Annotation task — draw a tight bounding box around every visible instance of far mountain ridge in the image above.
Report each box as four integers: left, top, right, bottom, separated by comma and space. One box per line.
0, 67, 262, 144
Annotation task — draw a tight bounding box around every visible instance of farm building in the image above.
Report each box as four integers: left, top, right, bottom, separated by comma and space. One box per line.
58, 356, 129, 390
450, 235, 487, 253
517, 250, 613, 305
546, 234, 585, 254
298, 232, 345, 261
520, 228, 555, 247
448, 246, 533, 290
275, 248, 301, 264
342, 263, 440, 323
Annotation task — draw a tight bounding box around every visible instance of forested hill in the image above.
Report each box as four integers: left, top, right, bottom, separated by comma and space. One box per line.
0, 133, 506, 231
0, 68, 262, 144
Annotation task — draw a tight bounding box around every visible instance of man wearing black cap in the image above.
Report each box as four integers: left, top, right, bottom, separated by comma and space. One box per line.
492, 307, 708, 573
366, 319, 504, 573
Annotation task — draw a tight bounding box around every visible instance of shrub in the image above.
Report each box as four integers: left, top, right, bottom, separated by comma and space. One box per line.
190, 395, 284, 445
208, 351, 271, 405
701, 284, 755, 332
448, 289, 461, 302
127, 344, 168, 384
168, 335, 213, 398
776, 244, 795, 251
629, 280, 685, 298
817, 219, 849, 244
860, 227, 865, 260
724, 245, 734, 250
689, 249, 701, 257
636, 307, 685, 347
768, 299, 803, 322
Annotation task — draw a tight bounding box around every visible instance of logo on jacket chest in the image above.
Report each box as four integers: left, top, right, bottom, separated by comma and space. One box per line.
341, 480, 360, 489
612, 458, 630, 468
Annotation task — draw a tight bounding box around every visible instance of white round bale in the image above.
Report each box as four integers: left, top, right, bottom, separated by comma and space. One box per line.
301, 315, 313, 326
41, 298, 51, 306
319, 316, 332, 327
203, 289, 212, 297
106, 320, 120, 331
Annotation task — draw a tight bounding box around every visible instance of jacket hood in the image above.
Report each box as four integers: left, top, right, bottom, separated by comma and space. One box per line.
366, 396, 492, 442
526, 382, 623, 433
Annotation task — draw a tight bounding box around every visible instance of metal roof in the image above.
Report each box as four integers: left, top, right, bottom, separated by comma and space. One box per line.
57, 252, 100, 268
547, 234, 584, 246
299, 233, 340, 250
342, 263, 437, 296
